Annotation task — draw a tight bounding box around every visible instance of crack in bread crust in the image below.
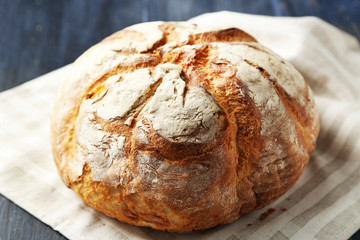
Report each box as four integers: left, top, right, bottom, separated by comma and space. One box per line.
51, 21, 320, 232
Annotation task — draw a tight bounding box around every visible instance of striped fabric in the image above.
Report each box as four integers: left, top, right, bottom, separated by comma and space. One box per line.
0, 12, 360, 240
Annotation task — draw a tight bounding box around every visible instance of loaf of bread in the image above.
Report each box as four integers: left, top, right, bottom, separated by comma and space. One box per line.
51, 21, 320, 232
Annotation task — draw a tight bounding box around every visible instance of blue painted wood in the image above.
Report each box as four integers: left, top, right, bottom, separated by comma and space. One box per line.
0, 194, 67, 240
0, 0, 359, 239
0, 0, 359, 92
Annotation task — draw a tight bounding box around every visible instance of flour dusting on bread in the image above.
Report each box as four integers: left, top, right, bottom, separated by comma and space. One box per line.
144, 63, 225, 143
94, 68, 156, 121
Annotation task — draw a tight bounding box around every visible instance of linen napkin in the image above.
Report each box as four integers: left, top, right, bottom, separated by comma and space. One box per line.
1, 11, 360, 240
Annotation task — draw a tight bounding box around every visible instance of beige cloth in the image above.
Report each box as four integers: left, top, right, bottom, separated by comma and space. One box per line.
1, 11, 360, 240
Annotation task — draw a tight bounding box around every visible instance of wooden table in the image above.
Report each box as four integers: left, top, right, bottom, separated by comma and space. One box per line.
1, 0, 359, 239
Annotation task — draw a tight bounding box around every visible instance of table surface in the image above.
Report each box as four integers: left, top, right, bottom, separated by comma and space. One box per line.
1, 0, 360, 239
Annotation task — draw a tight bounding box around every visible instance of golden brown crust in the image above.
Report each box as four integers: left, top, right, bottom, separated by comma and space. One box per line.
51, 21, 320, 232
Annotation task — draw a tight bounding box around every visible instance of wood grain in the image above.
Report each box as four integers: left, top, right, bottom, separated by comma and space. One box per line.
0, 194, 67, 240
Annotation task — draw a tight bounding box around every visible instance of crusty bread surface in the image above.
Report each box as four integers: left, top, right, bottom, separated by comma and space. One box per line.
51, 21, 320, 232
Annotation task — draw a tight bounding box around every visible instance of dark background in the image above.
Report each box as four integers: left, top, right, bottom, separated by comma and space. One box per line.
0, 0, 360, 239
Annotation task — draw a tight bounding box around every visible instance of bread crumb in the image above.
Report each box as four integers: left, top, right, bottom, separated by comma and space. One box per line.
259, 208, 276, 221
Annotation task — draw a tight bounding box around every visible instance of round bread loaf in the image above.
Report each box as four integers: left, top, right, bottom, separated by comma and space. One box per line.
51, 21, 320, 232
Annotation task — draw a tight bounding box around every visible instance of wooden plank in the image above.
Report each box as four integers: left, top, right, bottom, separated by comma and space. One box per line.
0, 194, 67, 240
